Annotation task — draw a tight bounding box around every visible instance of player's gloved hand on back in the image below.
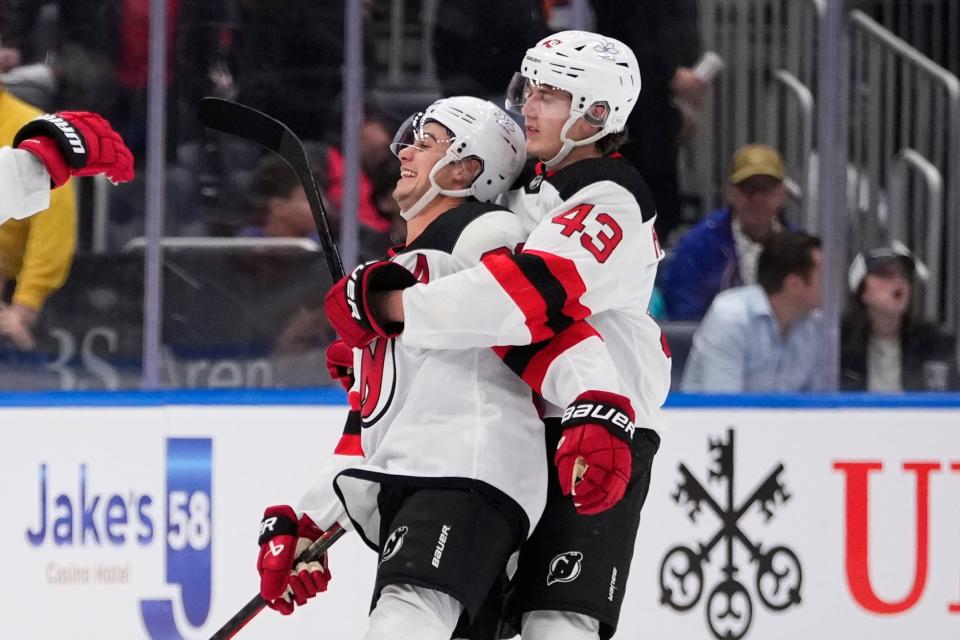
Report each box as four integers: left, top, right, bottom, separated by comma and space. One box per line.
13, 111, 134, 188
325, 339, 355, 391
555, 391, 635, 515
257, 505, 332, 615
323, 260, 417, 349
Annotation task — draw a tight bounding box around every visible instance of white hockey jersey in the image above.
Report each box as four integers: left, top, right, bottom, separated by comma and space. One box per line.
0, 146, 51, 224
399, 156, 672, 430
298, 200, 548, 551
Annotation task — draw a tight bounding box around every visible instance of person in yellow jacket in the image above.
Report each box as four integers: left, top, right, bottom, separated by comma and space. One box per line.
0, 86, 134, 350
0, 86, 75, 350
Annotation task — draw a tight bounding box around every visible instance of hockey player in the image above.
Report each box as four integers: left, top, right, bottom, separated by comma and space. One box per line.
1, 111, 134, 224
255, 96, 552, 640
324, 32, 670, 640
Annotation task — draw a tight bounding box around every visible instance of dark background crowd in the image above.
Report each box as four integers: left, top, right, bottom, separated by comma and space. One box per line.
0, 0, 956, 391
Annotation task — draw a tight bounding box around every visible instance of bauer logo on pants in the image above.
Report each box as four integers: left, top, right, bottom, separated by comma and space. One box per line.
380, 525, 408, 565
658, 428, 802, 640
547, 551, 583, 586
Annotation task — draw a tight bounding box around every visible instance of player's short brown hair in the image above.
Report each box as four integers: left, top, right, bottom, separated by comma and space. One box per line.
597, 127, 629, 156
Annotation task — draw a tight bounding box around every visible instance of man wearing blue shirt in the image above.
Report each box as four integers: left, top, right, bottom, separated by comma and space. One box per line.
681, 232, 822, 392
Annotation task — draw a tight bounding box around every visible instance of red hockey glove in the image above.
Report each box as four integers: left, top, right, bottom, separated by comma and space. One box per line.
555, 391, 636, 515
323, 260, 417, 349
326, 340, 355, 391
257, 505, 332, 615
14, 111, 134, 188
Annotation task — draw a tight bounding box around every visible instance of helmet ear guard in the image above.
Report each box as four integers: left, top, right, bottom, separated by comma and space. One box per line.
583, 101, 610, 128
457, 156, 484, 186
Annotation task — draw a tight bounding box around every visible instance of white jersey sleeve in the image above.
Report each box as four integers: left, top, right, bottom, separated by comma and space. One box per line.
448, 208, 525, 266
400, 172, 663, 350
0, 146, 51, 224
495, 325, 625, 408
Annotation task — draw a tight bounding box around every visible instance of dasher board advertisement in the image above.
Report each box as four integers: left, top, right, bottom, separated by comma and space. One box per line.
2, 394, 958, 639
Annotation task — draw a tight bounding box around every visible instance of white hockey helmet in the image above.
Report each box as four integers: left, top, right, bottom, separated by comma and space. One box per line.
506, 30, 641, 167
389, 96, 527, 221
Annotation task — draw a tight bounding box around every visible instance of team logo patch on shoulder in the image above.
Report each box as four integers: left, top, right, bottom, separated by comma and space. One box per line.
528, 174, 543, 192
547, 550, 583, 586
380, 525, 408, 565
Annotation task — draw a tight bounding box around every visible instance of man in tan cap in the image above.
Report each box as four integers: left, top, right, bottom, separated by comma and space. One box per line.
658, 143, 793, 320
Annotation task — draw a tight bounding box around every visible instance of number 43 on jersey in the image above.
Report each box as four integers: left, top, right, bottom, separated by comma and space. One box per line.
551, 204, 623, 263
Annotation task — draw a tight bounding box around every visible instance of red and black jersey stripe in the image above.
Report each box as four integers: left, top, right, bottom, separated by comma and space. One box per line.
333, 409, 364, 456
494, 322, 601, 395
481, 249, 591, 342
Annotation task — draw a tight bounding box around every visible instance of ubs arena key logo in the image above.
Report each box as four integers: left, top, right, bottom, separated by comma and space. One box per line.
24, 437, 214, 639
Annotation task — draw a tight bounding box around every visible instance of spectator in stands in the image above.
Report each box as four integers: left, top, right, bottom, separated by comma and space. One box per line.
324, 106, 400, 261
841, 245, 959, 391
235, 151, 336, 356
593, 0, 708, 241
0, 82, 77, 350
239, 150, 329, 242
681, 232, 822, 393
238, 117, 398, 260
659, 144, 792, 321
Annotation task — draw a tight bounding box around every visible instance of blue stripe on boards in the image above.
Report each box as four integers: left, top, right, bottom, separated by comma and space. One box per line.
1, 389, 960, 409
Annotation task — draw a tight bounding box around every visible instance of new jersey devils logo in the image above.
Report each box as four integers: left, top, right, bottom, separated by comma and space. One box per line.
380, 526, 408, 565
547, 551, 583, 586
359, 338, 397, 427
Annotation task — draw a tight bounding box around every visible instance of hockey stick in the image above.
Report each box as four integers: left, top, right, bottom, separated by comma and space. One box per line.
208, 524, 347, 640
197, 97, 345, 281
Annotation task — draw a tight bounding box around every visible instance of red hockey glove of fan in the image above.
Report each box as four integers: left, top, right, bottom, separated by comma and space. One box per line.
323, 260, 417, 349
555, 391, 636, 515
14, 111, 134, 188
257, 505, 332, 615
326, 339, 354, 391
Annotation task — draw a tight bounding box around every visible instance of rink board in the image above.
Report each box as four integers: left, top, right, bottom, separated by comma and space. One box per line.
2, 391, 959, 640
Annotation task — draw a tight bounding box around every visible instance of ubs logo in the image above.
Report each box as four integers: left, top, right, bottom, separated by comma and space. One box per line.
659, 429, 802, 639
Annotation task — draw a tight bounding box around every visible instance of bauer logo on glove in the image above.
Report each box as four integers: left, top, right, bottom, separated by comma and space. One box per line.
561, 402, 636, 439
555, 391, 637, 515
346, 264, 365, 321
